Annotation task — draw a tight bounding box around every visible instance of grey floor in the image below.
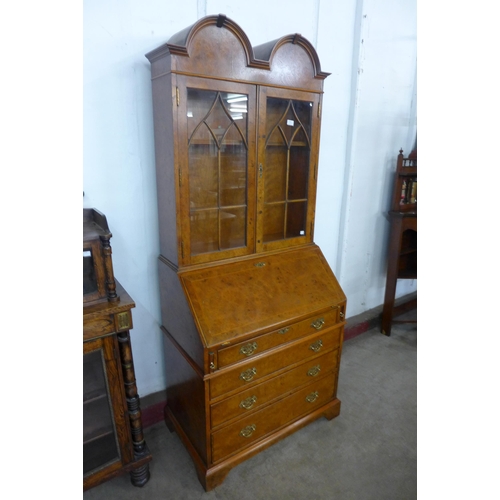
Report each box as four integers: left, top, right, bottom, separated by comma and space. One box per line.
84, 313, 416, 500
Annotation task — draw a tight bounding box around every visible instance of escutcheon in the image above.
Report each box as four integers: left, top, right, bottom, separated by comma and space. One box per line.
306, 391, 319, 403
240, 342, 258, 356
309, 339, 323, 352
311, 318, 325, 330
239, 395, 257, 410
307, 365, 321, 377
239, 367, 257, 382
240, 424, 256, 438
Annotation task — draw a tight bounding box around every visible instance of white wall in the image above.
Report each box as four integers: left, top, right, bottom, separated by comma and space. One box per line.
83, 0, 417, 398
336, 0, 417, 314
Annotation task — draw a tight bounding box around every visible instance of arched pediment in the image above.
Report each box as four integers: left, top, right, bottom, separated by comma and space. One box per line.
146, 14, 329, 90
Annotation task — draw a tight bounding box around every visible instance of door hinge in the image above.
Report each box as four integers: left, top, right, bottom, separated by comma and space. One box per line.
176, 87, 180, 106
317, 101, 321, 118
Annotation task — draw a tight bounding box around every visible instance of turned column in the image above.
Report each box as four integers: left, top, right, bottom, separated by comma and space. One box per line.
117, 330, 151, 486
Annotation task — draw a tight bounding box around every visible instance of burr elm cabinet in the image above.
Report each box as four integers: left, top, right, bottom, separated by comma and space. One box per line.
146, 15, 346, 491
83, 209, 152, 490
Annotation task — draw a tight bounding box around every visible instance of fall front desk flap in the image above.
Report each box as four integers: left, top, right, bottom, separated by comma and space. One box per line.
179, 245, 346, 347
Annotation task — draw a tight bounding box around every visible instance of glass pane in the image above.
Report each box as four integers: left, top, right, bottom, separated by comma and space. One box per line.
220, 207, 246, 250
286, 201, 307, 238
263, 203, 285, 242
263, 96, 312, 243
187, 89, 217, 138
187, 88, 249, 256
292, 100, 313, 138
204, 97, 232, 142
225, 93, 248, 138
266, 98, 288, 138
288, 144, 309, 200
83, 350, 119, 475
190, 210, 219, 255
220, 126, 247, 207
83, 250, 97, 295
189, 137, 218, 209
265, 146, 287, 203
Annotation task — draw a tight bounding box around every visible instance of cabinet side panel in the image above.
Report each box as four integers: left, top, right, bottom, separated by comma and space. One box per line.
151, 73, 178, 265
158, 258, 205, 368
163, 332, 208, 464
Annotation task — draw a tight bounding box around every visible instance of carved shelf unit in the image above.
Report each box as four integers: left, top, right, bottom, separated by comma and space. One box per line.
145, 15, 346, 491
381, 149, 417, 336
83, 209, 152, 490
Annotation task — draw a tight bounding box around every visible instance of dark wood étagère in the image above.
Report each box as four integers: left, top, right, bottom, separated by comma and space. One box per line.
83, 209, 152, 491
146, 15, 346, 491
381, 149, 417, 336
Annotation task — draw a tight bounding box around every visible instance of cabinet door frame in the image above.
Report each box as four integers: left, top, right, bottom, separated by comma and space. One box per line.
256, 86, 321, 254
175, 75, 258, 266
83, 335, 133, 486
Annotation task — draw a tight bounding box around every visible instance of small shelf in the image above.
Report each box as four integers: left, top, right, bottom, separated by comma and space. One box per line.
83, 396, 115, 443
84, 433, 119, 476
83, 428, 115, 447
84, 391, 107, 405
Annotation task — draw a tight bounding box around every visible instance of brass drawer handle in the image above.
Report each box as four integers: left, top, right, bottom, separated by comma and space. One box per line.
307, 365, 321, 377
278, 327, 290, 335
306, 391, 319, 403
340, 311, 345, 320
309, 339, 323, 352
240, 342, 258, 357
239, 395, 257, 410
240, 424, 256, 438
311, 318, 325, 330
240, 367, 257, 382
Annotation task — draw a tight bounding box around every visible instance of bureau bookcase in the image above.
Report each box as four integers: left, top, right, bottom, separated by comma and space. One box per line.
146, 15, 346, 491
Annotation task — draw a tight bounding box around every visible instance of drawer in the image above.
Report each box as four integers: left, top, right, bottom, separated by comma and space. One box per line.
83, 314, 115, 341
211, 372, 336, 463
211, 349, 339, 428
210, 326, 342, 399
217, 307, 339, 368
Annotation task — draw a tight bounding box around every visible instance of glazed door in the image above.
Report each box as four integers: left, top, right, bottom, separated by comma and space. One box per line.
83, 336, 133, 479
256, 87, 321, 253
176, 76, 257, 265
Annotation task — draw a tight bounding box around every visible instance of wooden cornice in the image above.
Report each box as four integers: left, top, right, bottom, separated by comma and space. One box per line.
145, 14, 330, 80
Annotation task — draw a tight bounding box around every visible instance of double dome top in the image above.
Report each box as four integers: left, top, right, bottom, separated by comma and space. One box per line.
146, 14, 329, 91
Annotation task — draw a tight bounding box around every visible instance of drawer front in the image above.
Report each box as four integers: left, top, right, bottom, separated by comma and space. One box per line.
211, 349, 339, 428
83, 314, 115, 341
217, 307, 339, 368
211, 372, 336, 463
210, 326, 342, 399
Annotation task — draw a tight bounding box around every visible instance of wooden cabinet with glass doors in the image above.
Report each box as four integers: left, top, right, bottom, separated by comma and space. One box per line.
83, 209, 152, 491
146, 14, 346, 491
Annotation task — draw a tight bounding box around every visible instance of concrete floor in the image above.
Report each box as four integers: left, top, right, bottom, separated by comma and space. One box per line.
84, 314, 416, 499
